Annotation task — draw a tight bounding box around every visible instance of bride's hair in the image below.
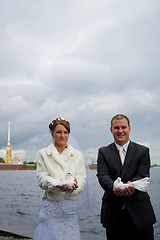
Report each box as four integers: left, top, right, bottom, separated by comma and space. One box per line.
49, 117, 70, 133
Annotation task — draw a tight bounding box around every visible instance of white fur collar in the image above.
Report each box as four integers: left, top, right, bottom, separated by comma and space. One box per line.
46, 143, 76, 168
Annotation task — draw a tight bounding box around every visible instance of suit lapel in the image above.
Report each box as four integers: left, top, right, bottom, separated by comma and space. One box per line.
110, 143, 122, 169
121, 141, 135, 178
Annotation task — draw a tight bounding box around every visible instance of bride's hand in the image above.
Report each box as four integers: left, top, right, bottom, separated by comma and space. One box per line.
72, 179, 78, 190
59, 184, 67, 191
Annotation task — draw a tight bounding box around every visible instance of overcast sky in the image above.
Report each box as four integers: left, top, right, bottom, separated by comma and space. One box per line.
0, 0, 160, 164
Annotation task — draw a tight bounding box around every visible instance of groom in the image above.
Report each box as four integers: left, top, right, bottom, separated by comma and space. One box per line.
97, 114, 156, 240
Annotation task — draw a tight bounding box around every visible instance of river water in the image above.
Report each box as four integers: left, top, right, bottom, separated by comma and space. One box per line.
0, 169, 160, 240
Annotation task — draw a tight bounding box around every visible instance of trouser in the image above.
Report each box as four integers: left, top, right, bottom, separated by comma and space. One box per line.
106, 208, 154, 240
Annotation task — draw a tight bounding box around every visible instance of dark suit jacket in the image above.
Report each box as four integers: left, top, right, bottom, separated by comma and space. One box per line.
97, 141, 156, 230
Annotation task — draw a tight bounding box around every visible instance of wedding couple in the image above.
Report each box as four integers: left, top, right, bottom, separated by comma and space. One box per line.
33, 115, 156, 240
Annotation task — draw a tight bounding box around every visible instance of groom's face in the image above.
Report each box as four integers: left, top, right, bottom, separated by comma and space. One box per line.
110, 118, 131, 146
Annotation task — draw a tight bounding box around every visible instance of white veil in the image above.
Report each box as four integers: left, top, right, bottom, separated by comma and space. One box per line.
69, 135, 97, 218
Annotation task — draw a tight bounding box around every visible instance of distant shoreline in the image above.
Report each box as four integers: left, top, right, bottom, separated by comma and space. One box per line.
0, 163, 35, 171
1, 163, 159, 171
0, 163, 97, 171
0, 163, 159, 171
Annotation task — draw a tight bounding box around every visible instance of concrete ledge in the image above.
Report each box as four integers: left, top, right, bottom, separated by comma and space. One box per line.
0, 230, 30, 239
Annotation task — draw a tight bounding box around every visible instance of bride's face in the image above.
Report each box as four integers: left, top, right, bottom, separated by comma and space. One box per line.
51, 124, 69, 148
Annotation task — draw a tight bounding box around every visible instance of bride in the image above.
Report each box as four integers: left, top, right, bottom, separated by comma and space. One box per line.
33, 117, 95, 240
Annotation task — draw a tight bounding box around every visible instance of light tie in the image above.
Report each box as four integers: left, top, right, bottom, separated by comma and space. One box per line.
119, 146, 125, 165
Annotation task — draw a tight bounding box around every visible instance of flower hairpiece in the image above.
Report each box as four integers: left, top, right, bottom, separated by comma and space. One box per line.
50, 117, 70, 126
57, 117, 65, 120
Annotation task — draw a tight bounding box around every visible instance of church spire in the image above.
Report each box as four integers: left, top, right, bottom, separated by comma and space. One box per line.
5, 121, 12, 164
7, 121, 11, 147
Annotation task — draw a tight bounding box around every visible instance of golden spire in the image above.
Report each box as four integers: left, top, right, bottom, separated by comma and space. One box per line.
7, 121, 11, 147
5, 121, 12, 164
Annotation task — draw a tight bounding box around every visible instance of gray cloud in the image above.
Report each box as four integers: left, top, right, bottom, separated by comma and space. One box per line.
0, 0, 160, 164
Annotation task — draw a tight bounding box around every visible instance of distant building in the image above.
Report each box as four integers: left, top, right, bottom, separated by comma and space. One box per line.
14, 152, 20, 163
